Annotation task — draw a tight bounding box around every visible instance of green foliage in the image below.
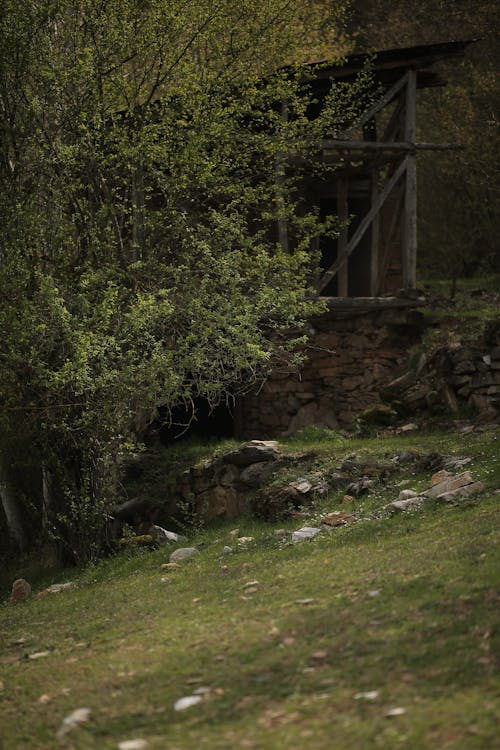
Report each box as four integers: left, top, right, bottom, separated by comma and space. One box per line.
0, 1, 361, 561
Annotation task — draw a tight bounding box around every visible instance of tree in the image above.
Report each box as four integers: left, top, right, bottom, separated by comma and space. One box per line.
0, 0, 358, 562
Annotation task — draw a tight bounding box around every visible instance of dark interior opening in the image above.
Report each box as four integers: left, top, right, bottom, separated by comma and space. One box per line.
158, 398, 235, 444
318, 183, 372, 297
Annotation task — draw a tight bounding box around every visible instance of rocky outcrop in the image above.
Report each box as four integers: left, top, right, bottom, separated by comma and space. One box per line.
381, 330, 500, 421
179, 441, 281, 521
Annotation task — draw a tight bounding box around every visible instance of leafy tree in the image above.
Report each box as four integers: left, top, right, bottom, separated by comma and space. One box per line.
0, 0, 359, 562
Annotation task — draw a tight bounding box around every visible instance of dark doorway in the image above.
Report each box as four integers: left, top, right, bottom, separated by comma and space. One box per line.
158, 398, 235, 444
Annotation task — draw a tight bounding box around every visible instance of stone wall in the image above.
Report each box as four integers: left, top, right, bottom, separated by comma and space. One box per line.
235, 302, 425, 438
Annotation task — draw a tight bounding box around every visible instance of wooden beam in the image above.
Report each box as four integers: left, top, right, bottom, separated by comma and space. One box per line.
337, 177, 348, 296
321, 140, 460, 151
403, 70, 417, 288
318, 158, 407, 293
339, 73, 408, 139
370, 169, 380, 296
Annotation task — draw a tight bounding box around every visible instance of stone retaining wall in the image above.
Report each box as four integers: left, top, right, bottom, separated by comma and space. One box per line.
235, 304, 424, 437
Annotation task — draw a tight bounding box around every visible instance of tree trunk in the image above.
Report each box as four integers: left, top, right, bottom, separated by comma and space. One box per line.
0, 456, 27, 552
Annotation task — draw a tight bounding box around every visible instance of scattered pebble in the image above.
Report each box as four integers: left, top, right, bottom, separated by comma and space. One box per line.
169, 547, 199, 563
292, 526, 321, 542
385, 707, 406, 717
354, 690, 379, 700
118, 740, 149, 750
223, 546, 233, 554
56, 707, 91, 739
367, 589, 381, 598
28, 651, 50, 660
174, 695, 202, 711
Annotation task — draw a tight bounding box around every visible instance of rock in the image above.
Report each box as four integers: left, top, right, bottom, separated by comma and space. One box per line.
342, 494, 355, 505
385, 707, 406, 718
389, 497, 425, 512
214, 463, 240, 488
400, 423, 419, 432
196, 485, 243, 520
149, 525, 187, 546
174, 695, 202, 711
239, 461, 275, 488
426, 470, 473, 497
354, 691, 379, 701
321, 511, 354, 527
291, 526, 321, 542
290, 478, 313, 495
392, 450, 420, 464
228, 528, 239, 541
56, 707, 91, 739
346, 478, 374, 497
169, 547, 199, 563
435, 482, 485, 503
223, 546, 233, 554
10, 579, 31, 603
224, 440, 279, 467
330, 472, 351, 490
398, 489, 418, 501
287, 402, 338, 433
251, 484, 301, 521
40, 582, 76, 595
118, 740, 149, 750
237, 536, 255, 546
274, 528, 287, 538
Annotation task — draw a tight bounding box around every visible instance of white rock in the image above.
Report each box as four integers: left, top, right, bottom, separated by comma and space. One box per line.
292, 526, 321, 542
169, 547, 199, 563
150, 526, 187, 545
56, 707, 91, 738
223, 546, 233, 554
43, 582, 76, 594
389, 497, 425, 512
354, 690, 379, 700
118, 741, 149, 750
174, 695, 203, 711
398, 489, 418, 501
385, 707, 406, 717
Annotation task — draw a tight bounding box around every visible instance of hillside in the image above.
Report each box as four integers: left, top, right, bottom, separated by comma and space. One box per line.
1, 425, 498, 749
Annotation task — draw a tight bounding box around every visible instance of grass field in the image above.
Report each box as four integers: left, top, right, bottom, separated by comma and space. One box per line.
1, 427, 499, 749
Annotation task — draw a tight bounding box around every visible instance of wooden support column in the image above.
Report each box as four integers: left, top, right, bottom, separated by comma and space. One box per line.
403, 69, 417, 288
337, 177, 348, 296
370, 169, 380, 296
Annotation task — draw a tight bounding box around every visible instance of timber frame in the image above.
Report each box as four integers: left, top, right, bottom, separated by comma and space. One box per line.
303, 40, 474, 299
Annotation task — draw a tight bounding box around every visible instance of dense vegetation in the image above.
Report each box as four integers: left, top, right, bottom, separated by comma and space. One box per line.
0, 0, 497, 563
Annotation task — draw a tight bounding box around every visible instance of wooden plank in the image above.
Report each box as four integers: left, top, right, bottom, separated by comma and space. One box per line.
370, 169, 380, 296
339, 73, 408, 139
321, 140, 460, 151
403, 70, 417, 288
337, 178, 348, 296
317, 158, 407, 293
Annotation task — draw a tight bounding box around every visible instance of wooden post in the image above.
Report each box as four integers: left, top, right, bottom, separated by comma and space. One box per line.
403, 70, 417, 288
337, 177, 348, 296
370, 168, 380, 296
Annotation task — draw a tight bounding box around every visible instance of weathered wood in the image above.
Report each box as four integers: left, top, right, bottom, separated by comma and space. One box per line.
318, 158, 407, 293
337, 178, 348, 296
323, 295, 422, 311
339, 73, 408, 139
321, 140, 460, 151
403, 70, 417, 288
370, 169, 380, 296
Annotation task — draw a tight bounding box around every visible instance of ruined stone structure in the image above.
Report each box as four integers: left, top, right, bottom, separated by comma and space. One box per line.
233, 41, 477, 437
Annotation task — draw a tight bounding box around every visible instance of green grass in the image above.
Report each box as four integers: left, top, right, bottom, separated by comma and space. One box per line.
1, 427, 499, 749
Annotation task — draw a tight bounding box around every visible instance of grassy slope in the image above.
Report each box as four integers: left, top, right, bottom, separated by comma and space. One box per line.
0, 427, 499, 750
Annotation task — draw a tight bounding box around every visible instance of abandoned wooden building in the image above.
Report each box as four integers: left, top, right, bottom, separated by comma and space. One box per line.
229, 40, 474, 438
